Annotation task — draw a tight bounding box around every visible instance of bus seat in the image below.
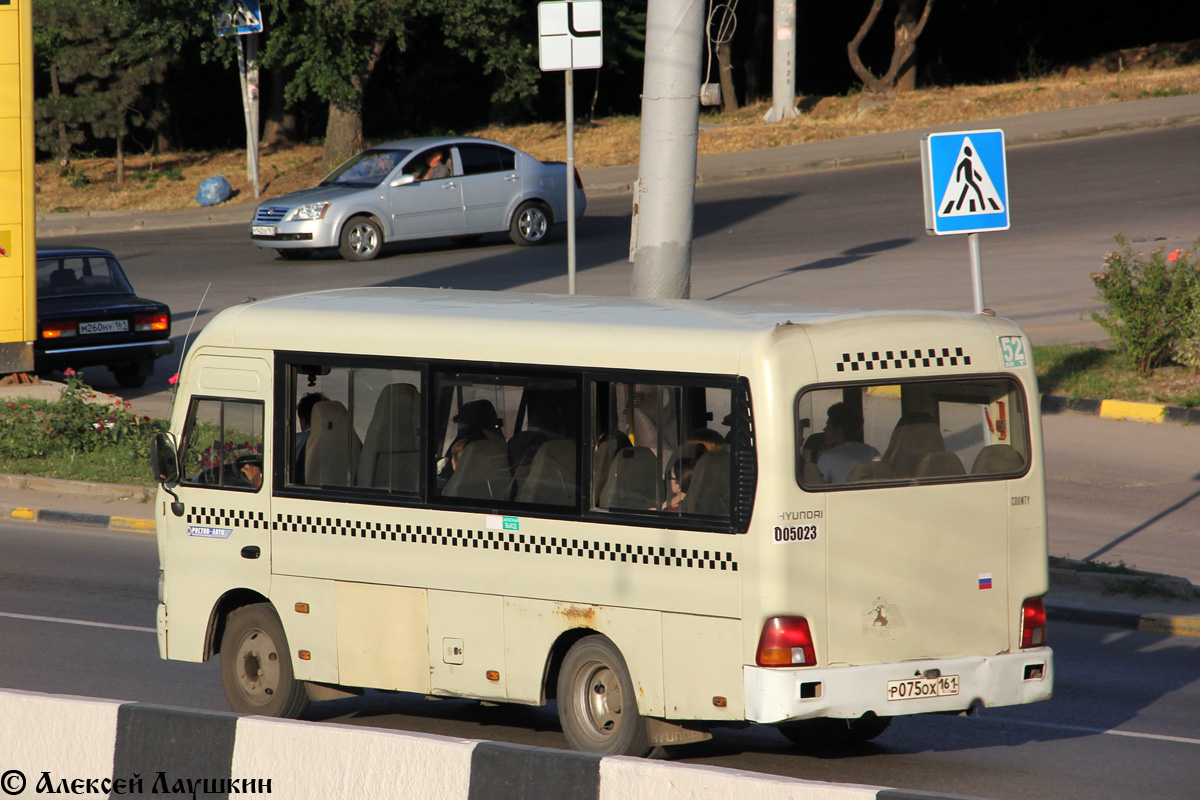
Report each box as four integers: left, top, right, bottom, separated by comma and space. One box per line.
444, 438, 512, 500
516, 439, 576, 505
599, 446, 657, 509
802, 460, 825, 486
882, 413, 946, 478
971, 444, 1026, 475
680, 449, 730, 515
844, 460, 893, 484
591, 433, 631, 504
305, 400, 363, 486
915, 450, 965, 478
357, 383, 421, 491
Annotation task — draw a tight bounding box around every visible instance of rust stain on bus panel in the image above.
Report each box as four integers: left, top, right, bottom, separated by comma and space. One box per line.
555, 603, 599, 626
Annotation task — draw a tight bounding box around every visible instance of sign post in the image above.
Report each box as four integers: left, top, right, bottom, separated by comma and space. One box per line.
921, 129, 1010, 314
214, 0, 264, 199
537, 0, 602, 295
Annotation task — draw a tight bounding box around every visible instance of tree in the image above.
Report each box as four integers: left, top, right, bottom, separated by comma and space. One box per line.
264, 0, 415, 172
33, 0, 205, 179
421, 0, 540, 124
847, 0, 935, 94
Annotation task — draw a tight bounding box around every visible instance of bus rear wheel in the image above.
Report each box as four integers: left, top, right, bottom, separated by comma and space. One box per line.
557, 635, 650, 756
219, 603, 310, 719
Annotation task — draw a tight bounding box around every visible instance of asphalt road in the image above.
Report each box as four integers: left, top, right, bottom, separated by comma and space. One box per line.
2, 520, 1198, 800
35, 124, 1200, 420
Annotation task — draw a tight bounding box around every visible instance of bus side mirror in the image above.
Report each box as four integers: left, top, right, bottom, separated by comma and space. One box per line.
150, 432, 185, 517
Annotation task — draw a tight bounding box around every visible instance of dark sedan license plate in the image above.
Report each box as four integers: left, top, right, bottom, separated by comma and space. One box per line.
78, 319, 129, 335
886, 674, 959, 700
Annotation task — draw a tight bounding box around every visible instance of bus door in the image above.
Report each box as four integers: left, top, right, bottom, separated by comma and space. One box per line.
799, 379, 1027, 667
167, 356, 273, 601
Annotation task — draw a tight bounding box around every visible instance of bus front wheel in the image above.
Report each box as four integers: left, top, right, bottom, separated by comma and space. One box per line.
557, 635, 650, 756
219, 603, 310, 719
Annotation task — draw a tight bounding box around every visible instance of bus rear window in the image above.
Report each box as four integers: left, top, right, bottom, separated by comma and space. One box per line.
796, 377, 1029, 489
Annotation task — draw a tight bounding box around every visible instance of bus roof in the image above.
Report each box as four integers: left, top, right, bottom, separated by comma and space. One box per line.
193, 288, 1021, 374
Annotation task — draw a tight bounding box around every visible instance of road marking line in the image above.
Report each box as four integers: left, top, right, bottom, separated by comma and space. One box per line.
0, 610, 155, 634
986, 716, 1200, 745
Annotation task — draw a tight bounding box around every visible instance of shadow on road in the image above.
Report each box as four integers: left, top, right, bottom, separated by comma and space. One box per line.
707, 238, 913, 301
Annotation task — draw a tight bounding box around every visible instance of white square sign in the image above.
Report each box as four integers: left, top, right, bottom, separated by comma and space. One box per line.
538, 1, 603, 71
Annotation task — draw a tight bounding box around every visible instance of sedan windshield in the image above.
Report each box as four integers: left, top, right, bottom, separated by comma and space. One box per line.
321, 148, 411, 187
36, 255, 134, 297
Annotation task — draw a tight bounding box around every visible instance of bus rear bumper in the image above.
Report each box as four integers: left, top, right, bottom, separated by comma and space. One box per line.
743, 648, 1053, 723
156, 602, 168, 659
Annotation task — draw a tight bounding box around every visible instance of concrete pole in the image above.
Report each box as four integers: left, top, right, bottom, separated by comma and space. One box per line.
763, 0, 798, 123
630, 0, 705, 300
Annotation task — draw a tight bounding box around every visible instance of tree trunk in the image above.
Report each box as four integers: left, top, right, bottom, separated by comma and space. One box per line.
154, 79, 174, 154
320, 37, 385, 172
261, 67, 298, 147
893, 0, 921, 92
115, 110, 126, 185
742, 0, 771, 103
322, 101, 362, 173
847, 0, 935, 94
49, 66, 71, 168
717, 42, 739, 112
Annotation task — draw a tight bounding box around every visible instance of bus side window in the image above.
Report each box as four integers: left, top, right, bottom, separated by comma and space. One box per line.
178, 398, 265, 491
591, 380, 734, 518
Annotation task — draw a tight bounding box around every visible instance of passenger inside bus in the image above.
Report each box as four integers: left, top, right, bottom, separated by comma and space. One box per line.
817, 402, 881, 484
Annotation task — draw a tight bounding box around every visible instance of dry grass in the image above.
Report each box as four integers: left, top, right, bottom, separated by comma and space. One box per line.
34, 57, 1200, 215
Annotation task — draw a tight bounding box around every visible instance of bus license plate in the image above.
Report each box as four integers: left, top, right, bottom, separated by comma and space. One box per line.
78, 319, 128, 335
252, 226, 275, 236
886, 674, 959, 701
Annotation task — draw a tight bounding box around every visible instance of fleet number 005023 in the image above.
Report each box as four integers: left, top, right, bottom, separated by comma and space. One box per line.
774, 525, 819, 542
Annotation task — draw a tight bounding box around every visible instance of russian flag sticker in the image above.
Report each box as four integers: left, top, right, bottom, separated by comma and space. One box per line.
979, 573, 993, 590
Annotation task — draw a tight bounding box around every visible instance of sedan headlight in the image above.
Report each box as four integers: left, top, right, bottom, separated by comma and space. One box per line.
289, 202, 330, 221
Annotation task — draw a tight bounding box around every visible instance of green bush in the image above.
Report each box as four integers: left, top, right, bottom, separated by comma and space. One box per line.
1090, 235, 1200, 376
0, 370, 168, 481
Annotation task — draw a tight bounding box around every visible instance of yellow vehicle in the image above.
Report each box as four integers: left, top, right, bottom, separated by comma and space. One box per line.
150, 288, 1052, 755
0, 0, 36, 374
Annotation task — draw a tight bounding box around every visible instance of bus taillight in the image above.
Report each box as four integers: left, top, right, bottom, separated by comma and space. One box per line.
756, 617, 816, 667
1021, 597, 1047, 648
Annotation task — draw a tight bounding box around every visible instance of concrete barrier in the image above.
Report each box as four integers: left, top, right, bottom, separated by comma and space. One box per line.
0, 688, 983, 799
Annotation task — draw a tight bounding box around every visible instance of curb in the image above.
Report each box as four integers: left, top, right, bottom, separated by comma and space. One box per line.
0, 688, 977, 800
1, 502, 154, 534
1047, 604, 1200, 637
1040, 393, 1200, 424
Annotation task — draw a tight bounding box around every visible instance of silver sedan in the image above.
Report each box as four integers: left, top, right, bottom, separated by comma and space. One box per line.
250, 136, 587, 262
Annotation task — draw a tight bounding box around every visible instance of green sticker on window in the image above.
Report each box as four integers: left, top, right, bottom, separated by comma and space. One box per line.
999, 336, 1027, 369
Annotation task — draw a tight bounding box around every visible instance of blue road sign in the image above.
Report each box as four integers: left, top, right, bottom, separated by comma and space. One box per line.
921, 129, 1009, 235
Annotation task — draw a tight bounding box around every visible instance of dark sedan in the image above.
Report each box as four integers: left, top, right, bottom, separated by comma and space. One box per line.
35, 248, 173, 388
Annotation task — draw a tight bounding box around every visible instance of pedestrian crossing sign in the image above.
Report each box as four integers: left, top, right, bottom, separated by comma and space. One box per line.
921, 129, 1009, 235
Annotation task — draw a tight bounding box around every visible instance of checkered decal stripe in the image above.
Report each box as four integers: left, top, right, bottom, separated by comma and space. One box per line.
837, 347, 971, 372
186, 507, 266, 528
273, 513, 737, 571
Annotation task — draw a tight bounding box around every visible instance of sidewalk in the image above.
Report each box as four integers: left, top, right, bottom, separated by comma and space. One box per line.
35, 93, 1200, 239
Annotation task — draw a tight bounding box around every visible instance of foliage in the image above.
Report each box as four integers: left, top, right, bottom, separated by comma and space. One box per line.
0, 371, 167, 485
32, 0, 209, 177
1090, 235, 1200, 376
